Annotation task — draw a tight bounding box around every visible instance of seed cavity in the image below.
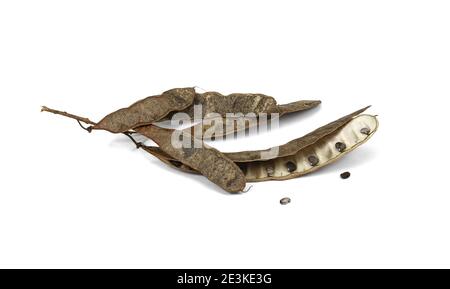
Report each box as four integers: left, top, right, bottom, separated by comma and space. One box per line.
335, 142, 346, 152
360, 127, 371, 135
285, 161, 297, 173
169, 160, 183, 167
266, 165, 275, 176
280, 197, 291, 205
340, 171, 351, 179
238, 163, 247, 175
308, 155, 319, 166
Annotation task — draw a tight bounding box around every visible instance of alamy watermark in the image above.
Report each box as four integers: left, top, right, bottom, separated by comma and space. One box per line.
168, 104, 280, 158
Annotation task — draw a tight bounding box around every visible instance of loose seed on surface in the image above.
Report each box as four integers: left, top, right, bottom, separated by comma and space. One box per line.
340, 171, 351, 179
280, 197, 291, 205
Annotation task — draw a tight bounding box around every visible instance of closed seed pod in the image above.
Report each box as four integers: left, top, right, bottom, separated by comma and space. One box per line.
143, 109, 378, 183
135, 125, 246, 193
165, 91, 320, 139
225, 106, 371, 162
91, 87, 196, 133
166, 91, 279, 119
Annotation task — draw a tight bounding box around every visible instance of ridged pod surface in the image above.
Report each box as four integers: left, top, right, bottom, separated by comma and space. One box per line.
91, 87, 196, 133
174, 92, 321, 139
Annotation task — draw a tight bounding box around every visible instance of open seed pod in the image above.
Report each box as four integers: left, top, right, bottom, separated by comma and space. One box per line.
142, 107, 378, 183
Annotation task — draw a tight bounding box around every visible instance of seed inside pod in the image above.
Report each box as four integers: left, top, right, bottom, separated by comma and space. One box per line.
340, 171, 351, 179
335, 142, 346, 152
285, 161, 297, 172
308, 155, 319, 166
280, 197, 291, 205
360, 127, 371, 135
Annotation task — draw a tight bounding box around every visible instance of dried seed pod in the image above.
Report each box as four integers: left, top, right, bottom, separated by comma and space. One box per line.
225, 106, 371, 162
236, 113, 378, 181
91, 87, 196, 133
168, 91, 278, 119
167, 91, 321, 139
135, 125, 246, 193
143, 110, 378, 183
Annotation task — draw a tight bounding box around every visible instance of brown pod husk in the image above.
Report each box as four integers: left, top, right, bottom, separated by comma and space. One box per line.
225, 106, 371, 162
135, 125, 246, 193
236, 113, 378, 181
277, 100, 322, 116
182, 99, 322, 140
142, 110, 378, 182
163, 91, 321, 140
166, 91, 279, 119
91, 87, 196, 133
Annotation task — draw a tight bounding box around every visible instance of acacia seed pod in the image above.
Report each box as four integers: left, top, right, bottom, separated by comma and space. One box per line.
224, 106, 371, 162
91, 87, 196, 133
142, 112, 378, 183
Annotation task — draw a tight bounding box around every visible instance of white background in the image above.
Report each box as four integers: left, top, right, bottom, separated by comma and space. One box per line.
0, 0, 449, 268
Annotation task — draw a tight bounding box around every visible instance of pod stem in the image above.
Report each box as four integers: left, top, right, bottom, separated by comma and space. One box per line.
41, 106, 97, 126
41, 105, 143, 148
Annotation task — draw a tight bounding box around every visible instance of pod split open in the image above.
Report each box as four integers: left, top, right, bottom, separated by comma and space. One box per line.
142, 108, 378, 182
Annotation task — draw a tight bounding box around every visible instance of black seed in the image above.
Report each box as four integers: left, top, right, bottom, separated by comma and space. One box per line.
285, 161, 297, 172
280, 197, 291, 205
335, 142, 346, 152
308, 155, 319, 166
360, 127, 371, 135
340, 171, 351, 179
